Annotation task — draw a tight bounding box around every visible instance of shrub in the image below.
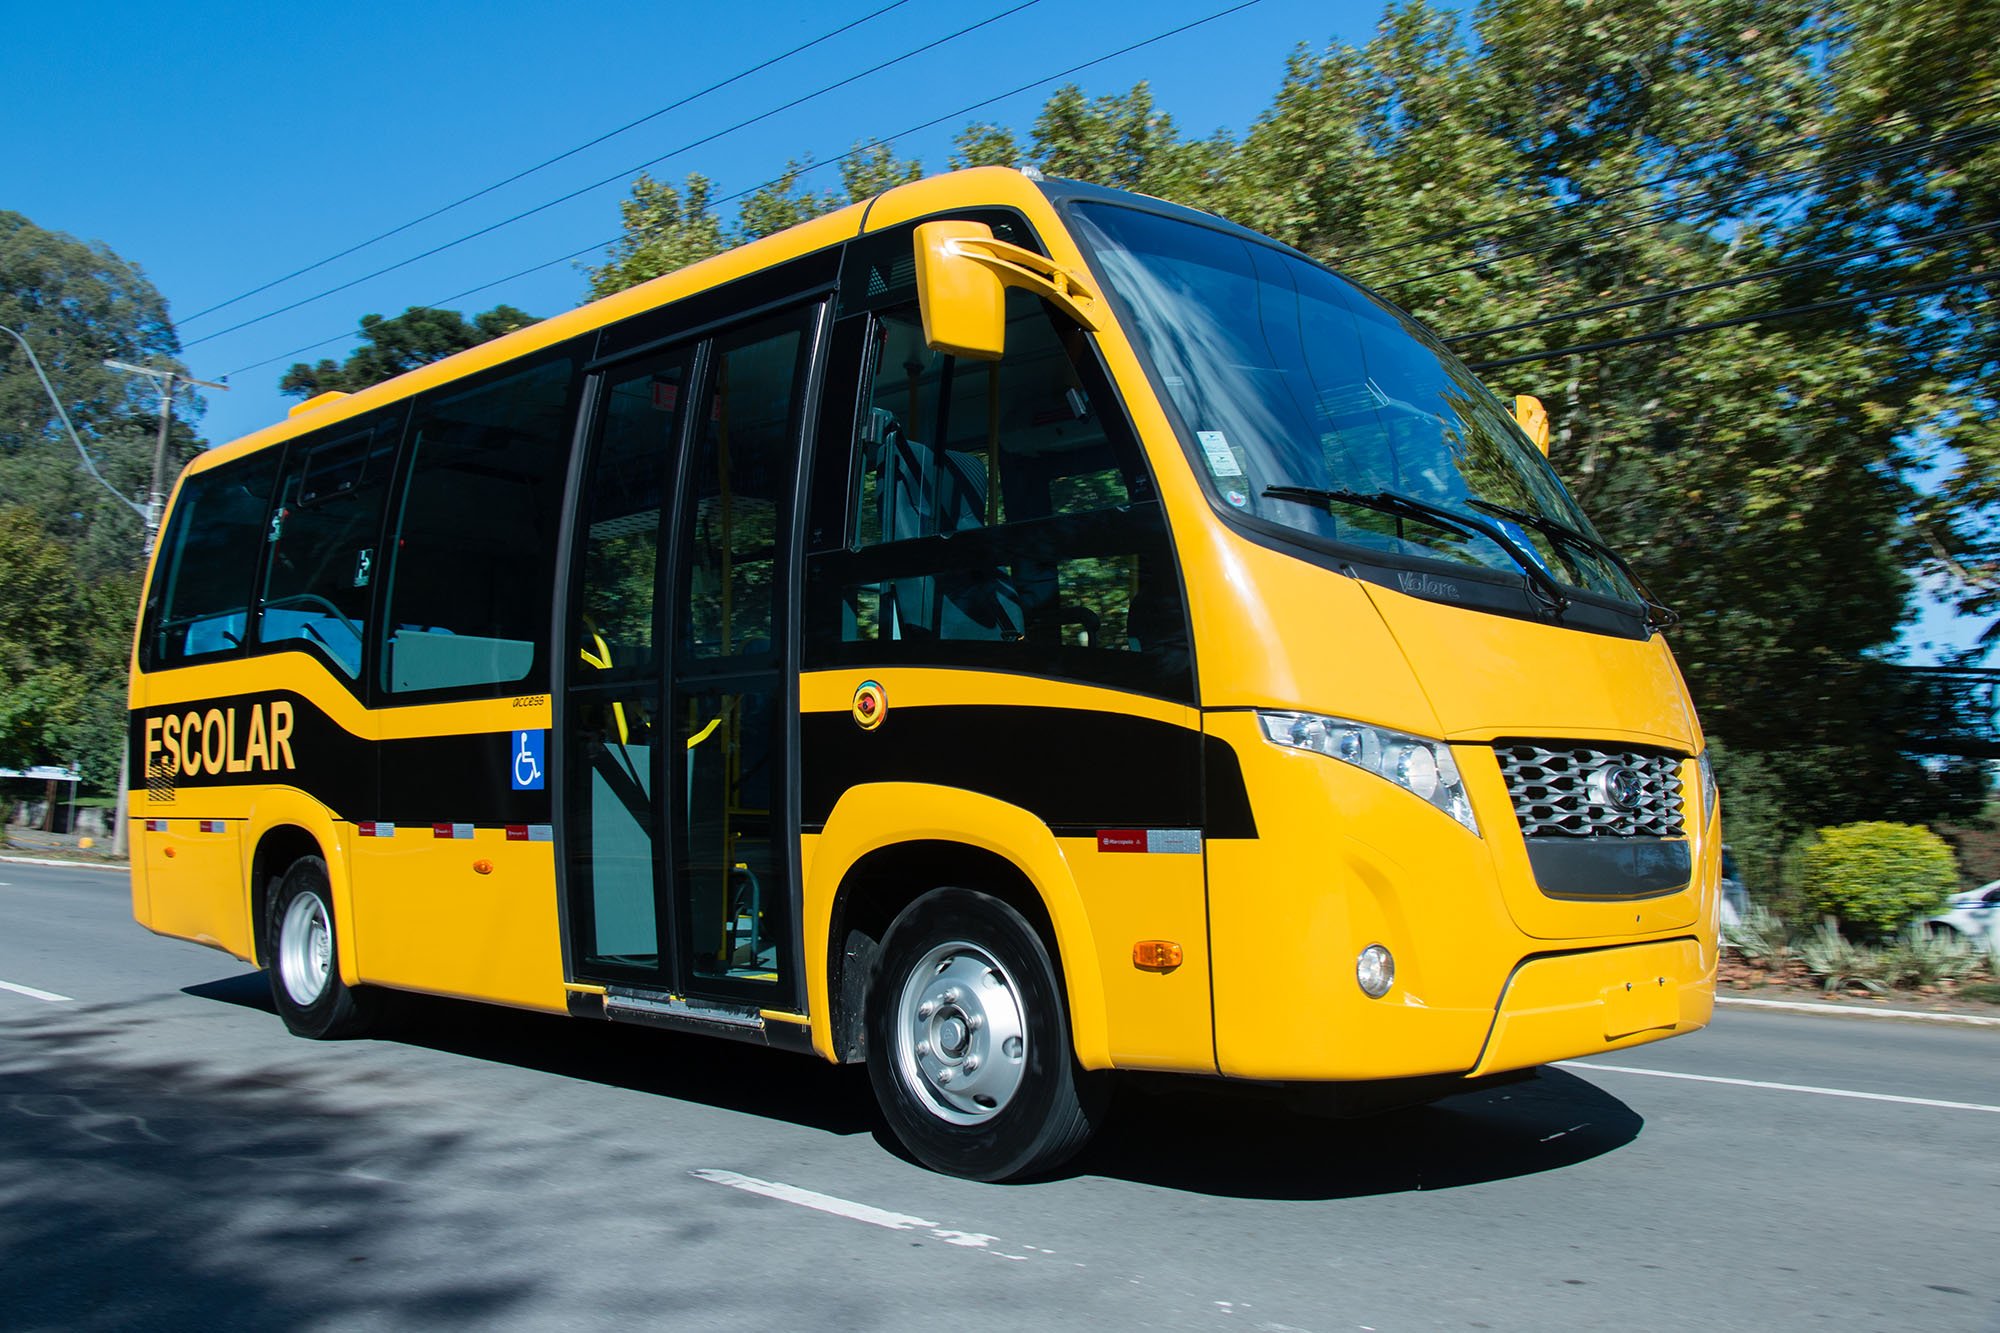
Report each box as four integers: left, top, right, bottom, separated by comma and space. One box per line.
1881, 925, 1983, 988
1722, 905, 1791, 970
1798, 918, 1888, 994
1795, 822, 1957, 939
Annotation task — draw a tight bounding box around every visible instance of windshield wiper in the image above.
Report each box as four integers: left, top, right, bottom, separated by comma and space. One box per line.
1262, 485, 1570, 616
1464, 499, 1680, 629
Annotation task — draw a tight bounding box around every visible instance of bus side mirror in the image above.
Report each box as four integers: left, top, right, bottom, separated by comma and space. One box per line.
913, 220, 1102, 363
1514, 394, 1551, 456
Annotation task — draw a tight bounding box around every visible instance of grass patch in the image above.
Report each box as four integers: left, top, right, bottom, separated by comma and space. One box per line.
1958, 982, 2000, 1004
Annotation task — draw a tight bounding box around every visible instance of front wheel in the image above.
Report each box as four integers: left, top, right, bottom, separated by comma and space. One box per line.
267, 855, 373, 1039
866, 888, 1106, 1181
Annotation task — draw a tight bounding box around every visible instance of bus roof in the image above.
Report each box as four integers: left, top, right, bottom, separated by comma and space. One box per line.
189, 166, 1072, 474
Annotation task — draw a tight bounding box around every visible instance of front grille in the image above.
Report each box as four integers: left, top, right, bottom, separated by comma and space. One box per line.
1495, 742, 1686, 838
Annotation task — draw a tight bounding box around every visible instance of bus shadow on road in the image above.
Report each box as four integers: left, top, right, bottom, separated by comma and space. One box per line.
1074, 1068, 1642, 1198
183, 971, 880, 1137
185, 972, 1639, 1196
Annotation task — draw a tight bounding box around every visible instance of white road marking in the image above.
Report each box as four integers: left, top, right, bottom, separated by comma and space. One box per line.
0, 978, 74, 1003
692, 1168, 940, 1232
1558, 1061, 2000, 1114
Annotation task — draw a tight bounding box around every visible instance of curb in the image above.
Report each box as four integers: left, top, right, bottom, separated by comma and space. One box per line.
1717, 995, 2000, 1027
0, 855, 130, 873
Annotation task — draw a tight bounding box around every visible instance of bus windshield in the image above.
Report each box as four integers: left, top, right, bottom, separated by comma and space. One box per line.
1069, 202, 1643, 607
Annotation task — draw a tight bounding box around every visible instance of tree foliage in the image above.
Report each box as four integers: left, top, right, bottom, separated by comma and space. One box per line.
279, 304, 537, 399
0, 507, 134, 787
0, 210, 199, 580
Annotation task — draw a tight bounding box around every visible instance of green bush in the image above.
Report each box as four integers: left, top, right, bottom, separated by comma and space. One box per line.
1796, 822, 1957, 938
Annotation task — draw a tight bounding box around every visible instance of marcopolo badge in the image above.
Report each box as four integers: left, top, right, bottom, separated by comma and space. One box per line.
852, 679, 887, 731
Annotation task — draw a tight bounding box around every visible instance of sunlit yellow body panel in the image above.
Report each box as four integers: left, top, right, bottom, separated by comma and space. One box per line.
1471, 937, 1715, 1077
349, 829, 564, 1011
798, 667, 1216, 1074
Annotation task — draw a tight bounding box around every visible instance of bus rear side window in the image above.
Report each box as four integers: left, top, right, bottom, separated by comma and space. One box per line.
148, 455, 280, 668
382, 355, 576, 696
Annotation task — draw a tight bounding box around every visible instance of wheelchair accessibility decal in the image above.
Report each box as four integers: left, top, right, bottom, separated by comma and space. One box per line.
512, 729, 546, 791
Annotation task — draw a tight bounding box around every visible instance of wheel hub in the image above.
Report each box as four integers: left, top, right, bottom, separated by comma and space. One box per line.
896, 943, 1028, 1125
279, 890, 332, 1007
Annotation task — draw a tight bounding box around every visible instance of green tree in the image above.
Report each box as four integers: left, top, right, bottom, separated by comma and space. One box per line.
0, 211, 199, 580
586, 172, 729, 299
0, 508, 133, 800
280, 303, 536, 399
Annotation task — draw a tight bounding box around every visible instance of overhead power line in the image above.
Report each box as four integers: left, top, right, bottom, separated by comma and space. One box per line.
225, 0, 1269, 381
1443, 217, 2000, 346
187, 0, 1048, 350
1464, 268, 2000, 373
180, 0, 917, 325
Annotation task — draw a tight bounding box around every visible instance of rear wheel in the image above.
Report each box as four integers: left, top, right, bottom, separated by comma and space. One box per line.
866, 888, 1106, 1181
267, 855, 373, 1039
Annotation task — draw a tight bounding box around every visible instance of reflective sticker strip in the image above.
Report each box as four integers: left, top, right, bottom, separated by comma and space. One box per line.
200, 819, 228, 834
358, 822, 396, 838
1097, 829, 1202, 854
505, 824, 554, 842
432, 823, 475, 840
145, 819, 168, 832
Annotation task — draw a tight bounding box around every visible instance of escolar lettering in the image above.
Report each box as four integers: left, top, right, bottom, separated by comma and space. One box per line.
146, 700, 296, 779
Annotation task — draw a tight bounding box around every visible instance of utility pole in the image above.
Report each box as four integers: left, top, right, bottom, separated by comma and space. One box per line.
101, 361, 228, 855
103, 360, 228, 554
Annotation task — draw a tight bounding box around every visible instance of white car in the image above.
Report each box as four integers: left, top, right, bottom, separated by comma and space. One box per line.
1929, 881, 2000, 951
1719, 847, 1750, 931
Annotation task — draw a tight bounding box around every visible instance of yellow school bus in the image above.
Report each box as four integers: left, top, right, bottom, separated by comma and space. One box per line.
129, 167, 1718, 1180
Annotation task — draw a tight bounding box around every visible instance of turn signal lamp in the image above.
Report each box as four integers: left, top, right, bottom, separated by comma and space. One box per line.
1133, 940, 1183, 972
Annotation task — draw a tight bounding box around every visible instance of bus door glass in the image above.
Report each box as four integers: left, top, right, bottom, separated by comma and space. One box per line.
565, 348, 694, 982
666, 308, 818, 1007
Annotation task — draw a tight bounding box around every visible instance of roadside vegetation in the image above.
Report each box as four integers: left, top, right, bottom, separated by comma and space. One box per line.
1722, 820, 2000, 1001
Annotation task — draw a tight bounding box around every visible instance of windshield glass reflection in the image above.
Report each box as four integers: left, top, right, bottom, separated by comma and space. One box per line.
1069, 203, 1640, 605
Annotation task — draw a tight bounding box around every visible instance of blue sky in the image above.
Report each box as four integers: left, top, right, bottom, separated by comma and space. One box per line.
4, 0, 1987, 661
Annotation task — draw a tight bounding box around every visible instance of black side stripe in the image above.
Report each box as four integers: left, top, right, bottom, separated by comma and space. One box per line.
799, 704, 1256, 838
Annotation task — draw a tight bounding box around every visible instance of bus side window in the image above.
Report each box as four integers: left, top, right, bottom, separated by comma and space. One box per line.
844, 294, 1178, 661
146, 453, 281, 669
257, 415, 399, 679
381, 354, 576, 697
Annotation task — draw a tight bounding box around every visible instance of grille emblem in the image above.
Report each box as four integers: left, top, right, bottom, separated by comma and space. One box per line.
1604, 765, 1643, 811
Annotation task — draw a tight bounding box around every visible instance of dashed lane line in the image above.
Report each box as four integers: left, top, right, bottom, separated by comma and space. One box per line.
691, 1169, 1006, 1252
1558, 1060, 2000, 1114
0, 978, 75, 1003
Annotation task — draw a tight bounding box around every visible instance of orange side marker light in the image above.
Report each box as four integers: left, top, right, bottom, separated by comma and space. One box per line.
1133, 940, 1182, 972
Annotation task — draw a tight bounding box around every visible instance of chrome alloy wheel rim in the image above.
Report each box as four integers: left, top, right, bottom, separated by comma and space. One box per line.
279, 890, 333, 1007
894, 941, 1028, 1125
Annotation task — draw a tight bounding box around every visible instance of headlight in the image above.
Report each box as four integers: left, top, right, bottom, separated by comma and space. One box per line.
1697, 749, 1718, 825
1257, 710, 1480, 836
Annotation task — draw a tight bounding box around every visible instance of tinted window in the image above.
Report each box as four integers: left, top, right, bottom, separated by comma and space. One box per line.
677, 319, 809, 664
806, 291, 1190, 698
147, 454, 280, 667
573, 351, 693, 679
258, 415, 399, 678
382, 355, 577, 696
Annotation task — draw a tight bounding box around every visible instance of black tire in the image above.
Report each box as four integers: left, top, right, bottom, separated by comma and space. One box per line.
866, 888, 1107, 1181
266, 855, 373, 1039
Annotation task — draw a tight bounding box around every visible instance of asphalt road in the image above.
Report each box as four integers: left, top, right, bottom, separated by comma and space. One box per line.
3, 858, 1995, 1332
